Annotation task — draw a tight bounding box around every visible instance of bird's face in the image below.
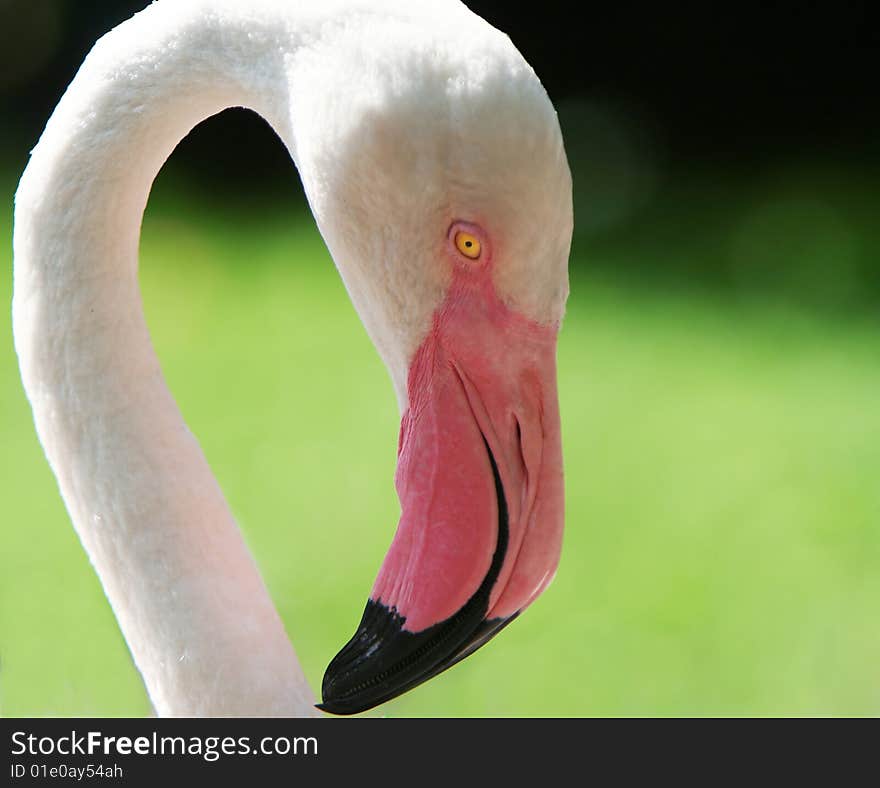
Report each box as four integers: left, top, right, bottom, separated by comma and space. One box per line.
288, 8, 572, 713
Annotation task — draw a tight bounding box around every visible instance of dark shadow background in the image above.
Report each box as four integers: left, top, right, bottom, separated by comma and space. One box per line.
4, 2, 878, 165
2, 0, 878, 310
0, 0, 880, 309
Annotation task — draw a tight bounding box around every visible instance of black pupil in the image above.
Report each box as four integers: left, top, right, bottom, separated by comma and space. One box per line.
465, 241, 472, 247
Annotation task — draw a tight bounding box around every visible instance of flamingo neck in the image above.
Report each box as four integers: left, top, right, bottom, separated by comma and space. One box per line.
13, 1, 322, 717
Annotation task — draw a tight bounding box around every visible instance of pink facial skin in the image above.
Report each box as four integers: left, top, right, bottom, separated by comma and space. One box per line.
370, 222, 565, 632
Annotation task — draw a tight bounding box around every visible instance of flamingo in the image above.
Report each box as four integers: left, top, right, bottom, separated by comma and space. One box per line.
13, 0, 572, 716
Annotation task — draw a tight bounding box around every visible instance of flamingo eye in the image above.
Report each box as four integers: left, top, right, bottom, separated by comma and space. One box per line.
454, 231, 482, 260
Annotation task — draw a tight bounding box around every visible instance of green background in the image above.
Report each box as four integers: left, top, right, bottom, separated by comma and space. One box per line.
2, 164, 879, 716
1, 1, 879, 717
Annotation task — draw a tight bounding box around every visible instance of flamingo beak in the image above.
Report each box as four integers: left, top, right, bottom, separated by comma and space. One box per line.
319, 272, 564, 715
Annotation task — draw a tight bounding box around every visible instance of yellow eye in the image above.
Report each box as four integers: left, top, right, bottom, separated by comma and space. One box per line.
454, 231, 482, 260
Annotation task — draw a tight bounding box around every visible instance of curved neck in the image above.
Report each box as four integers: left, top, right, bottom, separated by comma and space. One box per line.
13, 1, 328, 716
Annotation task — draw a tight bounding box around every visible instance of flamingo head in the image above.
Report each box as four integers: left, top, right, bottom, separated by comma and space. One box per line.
289, 5, 572, 713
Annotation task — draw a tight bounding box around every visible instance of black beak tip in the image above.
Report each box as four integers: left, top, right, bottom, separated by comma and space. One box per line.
319, 435, 515, 716
318, 602, 520, 715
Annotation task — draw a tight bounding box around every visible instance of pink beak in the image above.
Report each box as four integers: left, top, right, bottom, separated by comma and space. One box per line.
320, 263, 564, 714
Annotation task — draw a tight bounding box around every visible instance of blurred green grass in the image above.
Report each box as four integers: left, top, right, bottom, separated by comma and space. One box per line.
1, 171, 879, 717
